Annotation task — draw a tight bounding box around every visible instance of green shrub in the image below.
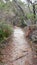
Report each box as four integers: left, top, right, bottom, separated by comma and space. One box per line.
0, 23, 13, 42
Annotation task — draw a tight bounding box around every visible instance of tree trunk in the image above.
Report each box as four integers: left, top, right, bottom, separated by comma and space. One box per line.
33, 3, 36, 24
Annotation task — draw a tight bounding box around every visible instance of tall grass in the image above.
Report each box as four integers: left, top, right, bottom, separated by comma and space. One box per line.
0, 23, 13, 42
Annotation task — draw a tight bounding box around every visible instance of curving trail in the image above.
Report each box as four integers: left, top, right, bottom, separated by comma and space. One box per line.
0, 27, 33, 65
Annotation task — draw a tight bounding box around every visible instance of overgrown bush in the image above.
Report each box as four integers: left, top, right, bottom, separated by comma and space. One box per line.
26, 13, 37, 24
0, 23, 13, 42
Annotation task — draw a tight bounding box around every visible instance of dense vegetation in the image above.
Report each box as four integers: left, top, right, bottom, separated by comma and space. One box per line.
0, 0, 37, 42
0, 23, 12, 42
0, 0, 37, 25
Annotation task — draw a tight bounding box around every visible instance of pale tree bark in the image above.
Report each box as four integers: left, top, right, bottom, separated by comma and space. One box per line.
27, 0, 36, 24
13, 0, 27, 20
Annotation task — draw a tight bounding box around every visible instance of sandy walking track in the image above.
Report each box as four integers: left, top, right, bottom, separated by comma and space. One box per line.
0, 27, 34, 65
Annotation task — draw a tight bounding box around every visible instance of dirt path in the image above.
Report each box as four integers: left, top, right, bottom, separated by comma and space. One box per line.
0, 27, 33, 65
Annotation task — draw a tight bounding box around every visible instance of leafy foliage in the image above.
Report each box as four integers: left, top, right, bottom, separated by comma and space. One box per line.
0, 23, 12, 42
